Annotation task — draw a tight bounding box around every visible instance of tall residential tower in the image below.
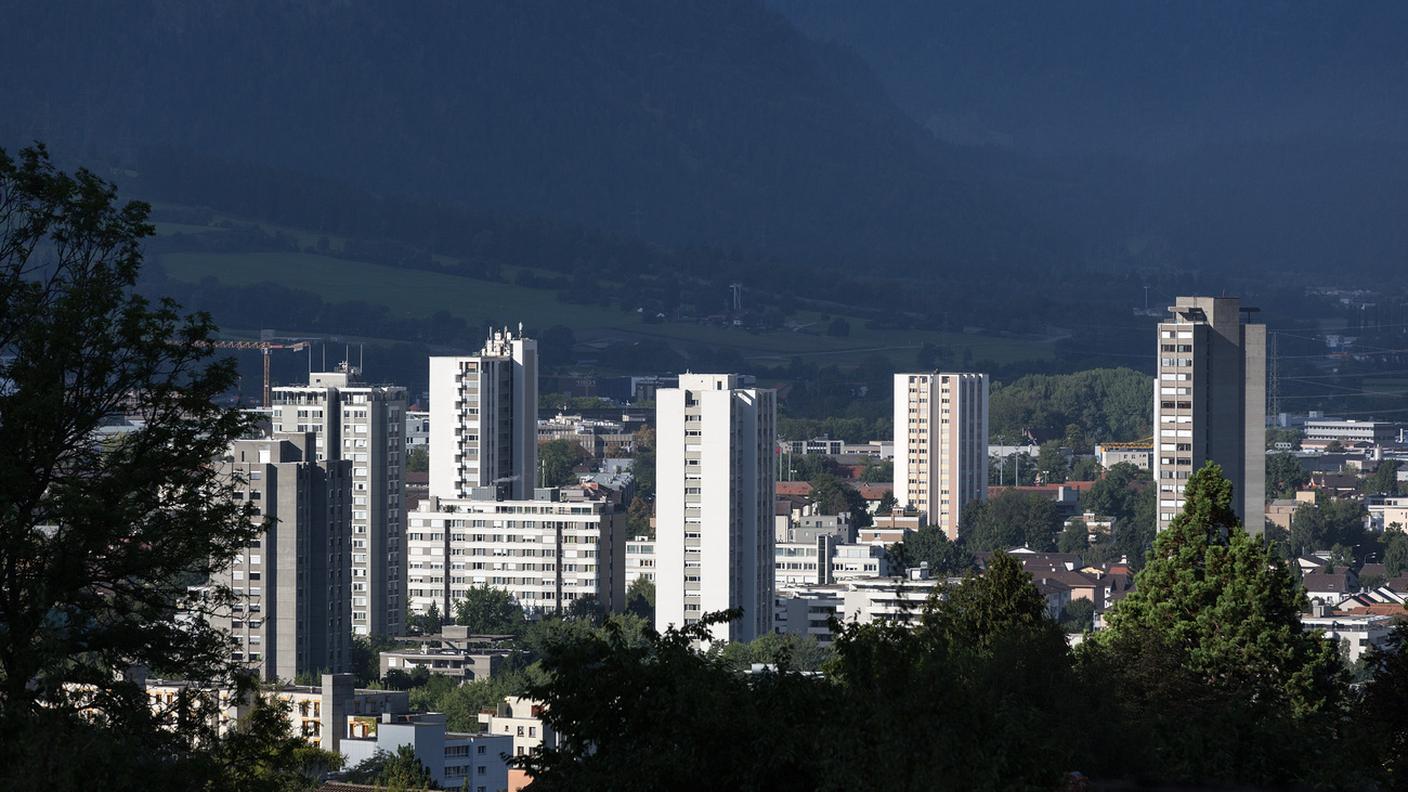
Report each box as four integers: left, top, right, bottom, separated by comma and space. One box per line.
272, 366, 407, 637
655, 374, 776, 643
213, 434, 352, 681
428, 327, 538, 501
893, 372, 989, 540
1153, 296, 1266, 532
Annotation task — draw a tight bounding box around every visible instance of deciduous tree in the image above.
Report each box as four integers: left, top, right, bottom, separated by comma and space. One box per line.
0, 145, 256, 782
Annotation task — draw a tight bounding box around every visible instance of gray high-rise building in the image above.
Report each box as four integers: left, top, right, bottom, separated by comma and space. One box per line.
272, 366, 407, 637
1153, 296, 1266, 533
213, 433, 352, 681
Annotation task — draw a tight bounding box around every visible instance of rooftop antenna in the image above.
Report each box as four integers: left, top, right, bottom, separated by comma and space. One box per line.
359, 343, 364, 372
322, 344, 327, 371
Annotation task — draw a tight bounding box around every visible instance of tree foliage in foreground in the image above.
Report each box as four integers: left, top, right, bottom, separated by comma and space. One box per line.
514, 465, 1403, 790
0, 145, 264, 787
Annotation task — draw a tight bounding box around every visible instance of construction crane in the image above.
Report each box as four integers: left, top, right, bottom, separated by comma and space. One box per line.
203, 339, 311, 407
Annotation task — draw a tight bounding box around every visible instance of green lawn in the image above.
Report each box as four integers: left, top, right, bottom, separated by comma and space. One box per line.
159, 249, 1050, 368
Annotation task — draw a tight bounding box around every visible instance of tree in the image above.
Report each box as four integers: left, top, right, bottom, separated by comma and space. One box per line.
1099, 462, 1345, 717
566, 595, 605, 624
1057, 520, 1088, 553
715, 633, 832, 673
875, 489, 898, 515
207, 695, 344, 792
828, 553, 1076, 789
350, 635, 398, 687
809, 472, 871, 529
625, 495, 653, 539
406, 446, 430, 473
624, 577, 655, 621
1359, 622, 1408, 788
1035, 440, 1069, 483
859, 459, 892, 484
1288, 498, 1366, 558
1068, 456, 1101, 481
889, 525, 974, 576
406, 601, 443, 636
1081, 462, 1149, 522
1265, 452, 1308, 498
0, 146, 258, 779
1362, 459, 1402, 496
1083, 462, 1352, 787
346, 744, 437, 790
1058, 598, 1095, 633
539, 438, 590, 488
515, 612, 833, 791
1384, 531, 1408, 577
628, 427, 655, 500
825, 317, 850, 337
454, 585, 525, 634
958, 490, 1063, 552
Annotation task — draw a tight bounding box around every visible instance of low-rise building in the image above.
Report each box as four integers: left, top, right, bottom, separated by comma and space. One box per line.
1369, 497, 1408, 532
478, 696, 559, 760
774, 586, 845, 646
1302, 571, 1358, 606
625, 535, 656, 585
1301, 611, 1394, 665
1304, 419, 1398, 448
341, 711, 511, 792
406, 410, 431, 450
145, 673, 408, 754
1094, 441, 1154, 471
379, 627, 518, 682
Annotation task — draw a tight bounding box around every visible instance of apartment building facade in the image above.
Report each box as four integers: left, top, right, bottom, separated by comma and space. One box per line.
212, 434, 352, 681
272, 367, 407, 637
406, 491, 625, 618
1153, 296, 1266, 533
655, 373, 776, 642
892, 372, 989, 540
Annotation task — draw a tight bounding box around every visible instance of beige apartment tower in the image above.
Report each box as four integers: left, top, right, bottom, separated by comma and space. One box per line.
893, 372, 989, 540
1153, 296, 1266, 533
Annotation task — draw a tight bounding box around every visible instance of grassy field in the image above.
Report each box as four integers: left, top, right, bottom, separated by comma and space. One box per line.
158, 245, 1051, 369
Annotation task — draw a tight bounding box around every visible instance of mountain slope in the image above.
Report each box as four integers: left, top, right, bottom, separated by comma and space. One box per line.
0, 0, 1058, 270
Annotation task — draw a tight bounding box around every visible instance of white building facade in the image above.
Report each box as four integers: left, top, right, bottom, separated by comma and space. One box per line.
406, 492, 625, 618
429, 328, 538, 501
655, 374, 776, 642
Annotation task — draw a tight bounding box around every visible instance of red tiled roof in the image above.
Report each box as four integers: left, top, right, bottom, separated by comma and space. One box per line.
856, 483, 893, 500
776, 482, 814, 496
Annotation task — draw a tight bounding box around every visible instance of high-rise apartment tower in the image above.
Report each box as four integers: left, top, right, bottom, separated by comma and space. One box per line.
892, 372, 989, 540
428, 328, 538, 501
655, 374, 776, 643
272, 366, 407, 637
1153, 296, 1266, 532
213, 434, 352, 681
